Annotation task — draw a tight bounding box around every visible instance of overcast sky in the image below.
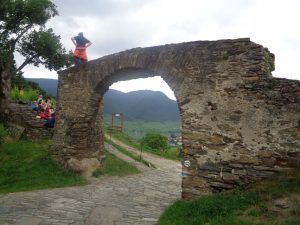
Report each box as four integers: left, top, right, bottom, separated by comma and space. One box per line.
21, 0, 300, 100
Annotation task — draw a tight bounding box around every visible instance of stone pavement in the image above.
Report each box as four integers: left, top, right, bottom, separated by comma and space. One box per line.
0, 141, 182, 225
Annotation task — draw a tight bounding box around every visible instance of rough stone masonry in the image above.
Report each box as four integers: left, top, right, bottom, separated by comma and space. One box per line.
51, 38, 300, 199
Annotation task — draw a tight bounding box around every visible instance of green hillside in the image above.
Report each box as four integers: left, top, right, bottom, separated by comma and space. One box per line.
103, 114, 181, 139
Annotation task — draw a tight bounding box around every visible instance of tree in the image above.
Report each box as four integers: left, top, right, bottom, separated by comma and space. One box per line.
0, 0, 72, 121
142, 132, 169, 152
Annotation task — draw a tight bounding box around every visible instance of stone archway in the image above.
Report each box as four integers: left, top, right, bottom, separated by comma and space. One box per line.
52, 38, 300, 199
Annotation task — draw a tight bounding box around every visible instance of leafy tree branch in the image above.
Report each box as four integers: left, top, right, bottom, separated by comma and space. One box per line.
0, 0, 72, 121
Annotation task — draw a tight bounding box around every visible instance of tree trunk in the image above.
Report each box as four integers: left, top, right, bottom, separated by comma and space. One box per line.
0, 55, 13, 123
0, 40, 18, 123
0, 66, 11, 123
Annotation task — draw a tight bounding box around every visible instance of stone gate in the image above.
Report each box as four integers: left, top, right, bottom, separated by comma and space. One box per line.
52, 38, 300, 198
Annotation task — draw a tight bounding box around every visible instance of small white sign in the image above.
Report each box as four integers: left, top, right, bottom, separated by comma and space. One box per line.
183, 160, 191, 167
181, 172, 189, 177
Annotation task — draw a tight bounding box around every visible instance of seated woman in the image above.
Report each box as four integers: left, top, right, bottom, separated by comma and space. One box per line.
36, 105, 54, 120
37, 95, 43, 102
37, 99, 45, 112
41, 99, 48, 111
44, 113, 55, 128
31, 101, 38, 111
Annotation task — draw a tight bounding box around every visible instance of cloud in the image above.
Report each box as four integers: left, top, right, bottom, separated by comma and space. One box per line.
20, 0, 300, 97
110, 76, 176, 100
52, 0, 147, 18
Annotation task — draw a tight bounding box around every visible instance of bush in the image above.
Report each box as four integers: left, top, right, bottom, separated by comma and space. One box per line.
10, 86, 40, 102
12, 72, 47, 97
142, 132, 168, 152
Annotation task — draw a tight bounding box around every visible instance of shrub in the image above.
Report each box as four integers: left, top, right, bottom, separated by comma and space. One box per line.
11, 73, 47, 97
10, 86, 40, 102
142, 132, 168, 152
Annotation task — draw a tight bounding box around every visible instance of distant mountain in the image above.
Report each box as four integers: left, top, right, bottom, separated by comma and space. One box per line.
26, 78, 180, 122
26, 78, 58, 96
104, 89, 180, 122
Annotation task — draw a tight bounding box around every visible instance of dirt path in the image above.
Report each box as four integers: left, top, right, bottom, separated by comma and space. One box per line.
105, 135, 179, 170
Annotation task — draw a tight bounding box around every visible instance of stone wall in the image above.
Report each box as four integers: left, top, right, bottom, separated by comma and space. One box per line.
51, 38, 300, 198
181, 76, 300, 198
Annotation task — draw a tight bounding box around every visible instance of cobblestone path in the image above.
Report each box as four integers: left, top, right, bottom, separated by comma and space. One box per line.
0, 140, 182, 225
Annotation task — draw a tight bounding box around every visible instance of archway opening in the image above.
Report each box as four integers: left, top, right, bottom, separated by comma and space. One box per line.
99, 74, 183, 161
97, 73, 183, 208
103, 76, 181, 140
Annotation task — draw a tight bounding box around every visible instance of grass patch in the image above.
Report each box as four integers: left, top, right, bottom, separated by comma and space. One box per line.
0, 123, 9, 145
105, 136, 156, 168
92, 151, 139, 177
106, 129, 181, 160
0, 139, 86, 194
157, 169, 300, 225
142, 145, 181, 161
106, 129, 141, 149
